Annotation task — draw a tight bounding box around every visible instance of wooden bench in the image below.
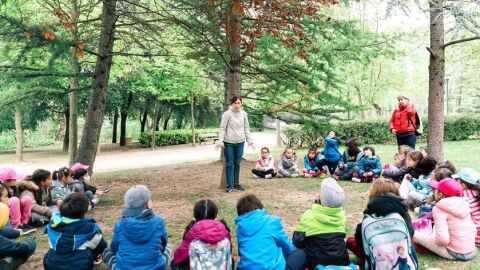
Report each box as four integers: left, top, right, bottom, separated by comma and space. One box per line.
198, 133, 219, 145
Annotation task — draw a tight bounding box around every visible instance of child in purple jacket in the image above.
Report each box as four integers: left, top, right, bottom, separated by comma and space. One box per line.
171, 199, 232, 270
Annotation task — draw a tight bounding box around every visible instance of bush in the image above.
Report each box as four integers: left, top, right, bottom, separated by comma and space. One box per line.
282, 114, 480, 148
139, 128, 219, 148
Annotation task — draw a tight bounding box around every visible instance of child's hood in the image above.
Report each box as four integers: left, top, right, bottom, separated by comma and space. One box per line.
295, 204, 346, 236
120, 214, 163, 243
18, 180, 39, 191
235, 209, 275, 237
189, 219, 230, 243
436, 196, 471, 219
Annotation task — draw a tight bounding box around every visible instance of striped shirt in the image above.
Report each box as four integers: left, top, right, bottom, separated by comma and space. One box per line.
463, 189, 480, 245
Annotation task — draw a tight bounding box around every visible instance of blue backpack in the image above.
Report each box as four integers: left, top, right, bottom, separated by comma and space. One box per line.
315, 263, 359, 270
362, 213, 418, 270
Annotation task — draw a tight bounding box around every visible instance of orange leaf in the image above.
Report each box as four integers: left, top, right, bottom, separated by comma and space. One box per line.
231, 2, 244, 16
208, 0, 215, 6
77, 42, 85, 50
63, 22, 73, 29
42, 31, 56, 40
71, 12, 78, 19
75, 49, 84, 59
25, 32, 33, 40
53, 8, 62, 16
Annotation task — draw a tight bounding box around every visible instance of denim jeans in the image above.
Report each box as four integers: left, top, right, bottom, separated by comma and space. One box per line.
396, 131, 416, 149
224, 142, 244, 189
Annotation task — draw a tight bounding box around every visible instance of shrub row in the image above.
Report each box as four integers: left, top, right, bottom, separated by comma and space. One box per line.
282, 114, 480, 147
139, 128, 218, 148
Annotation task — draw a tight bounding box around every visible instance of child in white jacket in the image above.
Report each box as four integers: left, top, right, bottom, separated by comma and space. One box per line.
252, 147, 276, 179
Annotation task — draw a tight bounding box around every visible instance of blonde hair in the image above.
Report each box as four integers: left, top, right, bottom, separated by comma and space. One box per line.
368, 178, 400, 202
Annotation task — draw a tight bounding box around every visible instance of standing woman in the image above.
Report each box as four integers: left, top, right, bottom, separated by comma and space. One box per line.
217, 96, 254, 193
389, 94, 417, 149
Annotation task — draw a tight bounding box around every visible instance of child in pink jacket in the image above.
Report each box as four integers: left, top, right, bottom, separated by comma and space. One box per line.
171, 199, 232, 270
454, 168, 480, 246
252, 147, 276, 179
413, 178, 477, 260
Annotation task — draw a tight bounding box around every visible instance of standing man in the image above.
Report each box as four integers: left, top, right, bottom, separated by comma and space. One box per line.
217, 96, 255, 193
389, 94, 417, 149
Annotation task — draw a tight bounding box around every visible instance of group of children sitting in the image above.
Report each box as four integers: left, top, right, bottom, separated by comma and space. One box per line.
1, 139, 479, 270
252, 131, 382, 183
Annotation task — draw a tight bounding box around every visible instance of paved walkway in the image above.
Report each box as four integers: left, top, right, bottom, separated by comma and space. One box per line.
0, 132, 277, 174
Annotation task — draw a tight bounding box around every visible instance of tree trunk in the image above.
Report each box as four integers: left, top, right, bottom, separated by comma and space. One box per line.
76, 0, 117, 171
162, 111, 171, 130
57, 113, 67, 141
276, 117, 281, 147
151, 103, 161, 150
140, 108, 148, 133
156, 114, 161, 131
120, 91, 133, 146
15, 94, 23, 163
175, 116, 183, 129
220, 7, 243, 189
190, 92, 196, 146
63, 109, 70, 152
68, 0, 80, 166
354, 85, 365, 120
112, 108, 118, 143
427, 0, 445, 162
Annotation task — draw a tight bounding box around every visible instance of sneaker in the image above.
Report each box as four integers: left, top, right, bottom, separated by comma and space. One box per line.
291, 173, 299, 178
252, 174, 260, 179
265, 174, 273, 179
320, 172, 328, 178
93, 257, 103, 265
225, 187, 233, 193
304, 173, 312, 178
235, 185, 245, 191
91, 197, 100, 205
352, 177, 362, 183
19, 224, 37, 235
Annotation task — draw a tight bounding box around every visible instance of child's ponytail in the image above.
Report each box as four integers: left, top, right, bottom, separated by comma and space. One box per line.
182, 199, 219, 239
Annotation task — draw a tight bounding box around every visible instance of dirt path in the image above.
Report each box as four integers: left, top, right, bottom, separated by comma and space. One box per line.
0, 132, 276, 174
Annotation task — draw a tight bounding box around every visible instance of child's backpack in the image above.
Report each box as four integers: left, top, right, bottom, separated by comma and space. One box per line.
408, 112, 423, 136
362, 213, 418, 270
315, 263, 360, 270
189, 238, 232, 270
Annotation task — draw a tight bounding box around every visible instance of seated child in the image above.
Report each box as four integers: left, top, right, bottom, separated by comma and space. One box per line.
0, 167, 36, 234
235, 194, 304, 270
347, 179, 415, 267
43, 193, 107, 270
0, 203, 36, 270
317, 131, 341, 175
416, 167, 453, 217
414, 178, 477, 260
382, 145, 413, 182
252, 147, 276, 179
70, 163, 104, 206
334, 138, 363, 181
293, 178, 350, 268
277, 147, 299, 178
103, 185, 170, 270
171, 199, 232, 270
303, 146, 325, 178
51, 167, 74, 207
352, 146, 381, 183
454, 168, 480, 246
0, 184, 27, 239
19, 169, 56, 227
400, 157, 437, 208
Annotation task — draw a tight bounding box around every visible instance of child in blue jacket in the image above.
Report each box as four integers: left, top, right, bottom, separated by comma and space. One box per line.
235, 194, 305, 270
303, 146, 325, 178
44, 193, 107, 270
317, 131, 341, 175
352, 146, 382, 183
103, 185, 170, 270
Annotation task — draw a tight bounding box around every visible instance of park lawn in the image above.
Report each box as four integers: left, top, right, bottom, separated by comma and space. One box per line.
19, 140, 480, 270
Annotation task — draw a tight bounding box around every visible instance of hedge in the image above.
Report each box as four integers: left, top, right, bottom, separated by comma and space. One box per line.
281, 114, 480, 147
139, 128, 218, 148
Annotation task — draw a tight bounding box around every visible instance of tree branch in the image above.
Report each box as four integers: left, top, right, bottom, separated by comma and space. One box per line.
426, 47, 436, 58
442, 36, 480, 48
